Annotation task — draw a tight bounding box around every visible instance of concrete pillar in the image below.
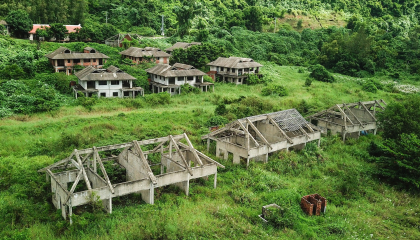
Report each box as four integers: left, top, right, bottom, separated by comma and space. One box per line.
223, 149, 228, 160
61, 201, 66, 219
207, 139, 210, 152
102, 197, 112, 213
246, 157, 250, 168
175, 178, 189, 196
374, 128, 377, 135
317, 138, 321, 147
233, 154, 240, 164
69, 204, 73, 224
216, 147, 220, 158
342, 131, 347, 142
265, 153, 268, 163
214, 173, 217, 189
140, 183, 154, 204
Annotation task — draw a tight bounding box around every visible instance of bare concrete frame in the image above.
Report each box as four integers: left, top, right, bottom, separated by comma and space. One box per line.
202, 109, 321, 167
307, 100, 386, 142
38, 134, 224, 223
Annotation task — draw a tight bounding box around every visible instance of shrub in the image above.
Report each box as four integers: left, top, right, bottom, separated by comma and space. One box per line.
144, 92, 171, 105
203, 75, 214, 83
309, 64, 335, 83
304, 77, 312, 86
261, 84, 288, 97
181, 84, 200, 95
362, 80, 378, 93
215, 104, 227, 115
247, 74, 269, 85
206, 115, 229, 127
77, 95, 97, 111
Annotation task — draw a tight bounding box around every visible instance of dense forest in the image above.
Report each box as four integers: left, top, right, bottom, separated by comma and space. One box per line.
0, 0, 420, 239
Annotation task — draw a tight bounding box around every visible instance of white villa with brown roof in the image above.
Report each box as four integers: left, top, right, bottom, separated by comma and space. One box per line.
119, 47, 171, 64
146, 63, 213, 95
45, 47, 109, 75
207, 57, 263, 84
165, 42, 201, 54
73, 65, 143, 98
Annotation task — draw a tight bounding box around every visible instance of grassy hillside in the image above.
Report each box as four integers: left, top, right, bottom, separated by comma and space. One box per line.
1, 64, 419, 239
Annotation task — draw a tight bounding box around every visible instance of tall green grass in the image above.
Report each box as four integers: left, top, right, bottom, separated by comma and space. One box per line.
1, 63, 419, 239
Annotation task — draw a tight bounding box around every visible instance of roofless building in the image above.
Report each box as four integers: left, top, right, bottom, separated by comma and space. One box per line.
307, 100, 387, 141
202, 109, 321, 167
39, 134, 224, 223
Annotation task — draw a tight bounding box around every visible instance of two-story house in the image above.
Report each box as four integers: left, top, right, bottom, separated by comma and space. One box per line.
29, 24, 81, 41
165, 42, 201, 54
119, 47, 171, 64
146, 63, 213, 95
73, 65, 144, 98
207, 57, 263, 84
45, 47, 109, 75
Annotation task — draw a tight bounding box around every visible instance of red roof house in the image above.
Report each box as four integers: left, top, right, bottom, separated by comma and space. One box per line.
28, 24, 81, 41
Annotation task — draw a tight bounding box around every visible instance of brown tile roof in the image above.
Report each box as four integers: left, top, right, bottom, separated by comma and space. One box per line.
146, 63, 206, 77
207, 56, 263, 68
75, 65, 136, 81
165, 42, 201, 52
45, 47, 109, 60
172, 63, 194, 70
119, 47, 171, 58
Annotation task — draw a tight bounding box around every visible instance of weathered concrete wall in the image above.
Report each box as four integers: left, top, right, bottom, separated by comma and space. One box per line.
118, 150, 149, 181
255, 121, 284, 143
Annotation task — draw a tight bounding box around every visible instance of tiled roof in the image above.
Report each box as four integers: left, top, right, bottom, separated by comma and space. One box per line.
165, 42, 201, 52
146, 63, 206, 77
119, 47, 171, 58
75, 65, 136, 81
207, 56, 263, 68
44, 47, 109, 60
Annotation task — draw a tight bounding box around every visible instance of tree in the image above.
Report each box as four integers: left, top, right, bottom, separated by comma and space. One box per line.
243, 6, 263, 32
369, 134, 420, 189
377, 95, 420, 140
6, 10, 33, 37
47, 23, 68, 41
173, 1, 197, 37
35, 27, 49, 40
368, 95, 420, 189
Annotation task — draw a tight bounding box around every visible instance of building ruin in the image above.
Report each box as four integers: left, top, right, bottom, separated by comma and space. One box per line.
38, 134, 224, 223
202, 109, 321, 167
307, 100, 386, 142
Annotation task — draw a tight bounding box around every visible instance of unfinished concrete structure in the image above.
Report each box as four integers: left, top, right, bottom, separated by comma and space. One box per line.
202, 109, 321, 167
307, 100, 386, 142
38, 134, 224, 222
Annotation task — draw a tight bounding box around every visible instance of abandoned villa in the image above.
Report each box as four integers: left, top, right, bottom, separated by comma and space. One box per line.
119, 47, 171, 64
207, 56, 263, 84
73, 65, 144, 98
146, 63, 213, 95
45, 47, 109, 75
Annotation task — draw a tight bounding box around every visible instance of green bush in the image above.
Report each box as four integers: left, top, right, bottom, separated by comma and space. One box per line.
181, 84, 200, 95
206, 115, 229, 127
362, 80, 378, 93
309, 64, 335, 83
304, 77, 312, 86
215, 104, 227, 115
144, 92, 171, 105
77, 95, 97, 111
261, 84, 288, 97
